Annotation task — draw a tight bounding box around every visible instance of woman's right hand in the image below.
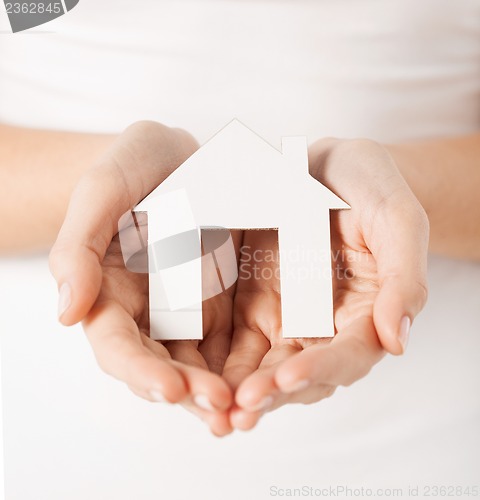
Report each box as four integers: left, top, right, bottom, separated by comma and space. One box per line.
222, 137, 430, 430
49, 121, 235, 436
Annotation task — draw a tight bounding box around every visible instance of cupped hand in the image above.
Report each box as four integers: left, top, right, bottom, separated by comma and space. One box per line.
223, 138, 429, 430
49, 121, 237, 436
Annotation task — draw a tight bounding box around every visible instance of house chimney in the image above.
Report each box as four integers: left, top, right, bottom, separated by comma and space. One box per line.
281, 136, 308, 173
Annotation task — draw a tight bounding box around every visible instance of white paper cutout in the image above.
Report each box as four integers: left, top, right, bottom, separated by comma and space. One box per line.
133, 119, 349, 340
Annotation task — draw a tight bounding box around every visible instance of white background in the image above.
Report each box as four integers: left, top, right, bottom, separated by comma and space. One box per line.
1, 1, 480, 498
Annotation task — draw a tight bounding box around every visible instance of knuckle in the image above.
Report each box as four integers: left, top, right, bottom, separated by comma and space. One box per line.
337, 138, 388, 165
323, 385, 337, 399
127, 385, 144, 400
414, 279, 429, 309
127, 121, 197, 173
48, 238, 79, 275
126, 120, 167, 137
345, 137, 379, 151
344, 364, 370, 386
356, 360, 373, 382
301, 385, 336, 405
48, 244, 62, 273
342, 337, 375, 385
172, 127, 200, 151
322, 385, 336, 399
94, 352, 115, 378
417, 205, 430, 239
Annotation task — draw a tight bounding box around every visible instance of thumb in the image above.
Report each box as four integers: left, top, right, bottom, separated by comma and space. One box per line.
49, 121, 197, 326
371, 199, 430, 355
49, 235, 103, 326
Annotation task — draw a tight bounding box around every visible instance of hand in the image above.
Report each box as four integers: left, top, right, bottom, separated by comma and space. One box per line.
223, 138, 429, 430
49, 121, 237, 436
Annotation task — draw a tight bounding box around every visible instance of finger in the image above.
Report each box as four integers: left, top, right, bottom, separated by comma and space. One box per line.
222, 326, 270, 391
83, 299, 187, 403
371, 203, 429, 355
223, 230, 280, 390
275, 315, 384, 392
49, 122, 197, 326
230, 344, 298, 431
163, 340, 233, 412
234, 343, 299, 411
199, 230, 244, 375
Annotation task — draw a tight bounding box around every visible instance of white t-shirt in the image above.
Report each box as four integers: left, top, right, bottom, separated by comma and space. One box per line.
0, 1, 479, 499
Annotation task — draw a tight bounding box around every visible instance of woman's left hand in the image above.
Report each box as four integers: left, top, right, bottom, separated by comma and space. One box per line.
49, 121, 237, 436
223, 138, 430, 430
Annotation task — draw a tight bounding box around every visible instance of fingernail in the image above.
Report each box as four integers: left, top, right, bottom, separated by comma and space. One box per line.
249, 395, 274, 412
194, 394, 216, 412
283, 379, 310, 394
57, 283, 71, 319
398, 316, 411, 352
150, 389, 168, 403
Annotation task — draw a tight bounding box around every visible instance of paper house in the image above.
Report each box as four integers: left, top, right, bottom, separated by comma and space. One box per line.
133, 120, 349, 340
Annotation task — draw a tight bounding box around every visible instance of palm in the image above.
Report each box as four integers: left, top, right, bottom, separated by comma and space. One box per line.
330, 209, 379, 334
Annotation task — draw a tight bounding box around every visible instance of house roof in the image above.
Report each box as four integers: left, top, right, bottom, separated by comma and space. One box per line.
134, 119, 349, 219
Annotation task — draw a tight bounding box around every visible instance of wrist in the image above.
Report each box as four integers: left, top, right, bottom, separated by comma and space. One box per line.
383, 142, 433, 218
